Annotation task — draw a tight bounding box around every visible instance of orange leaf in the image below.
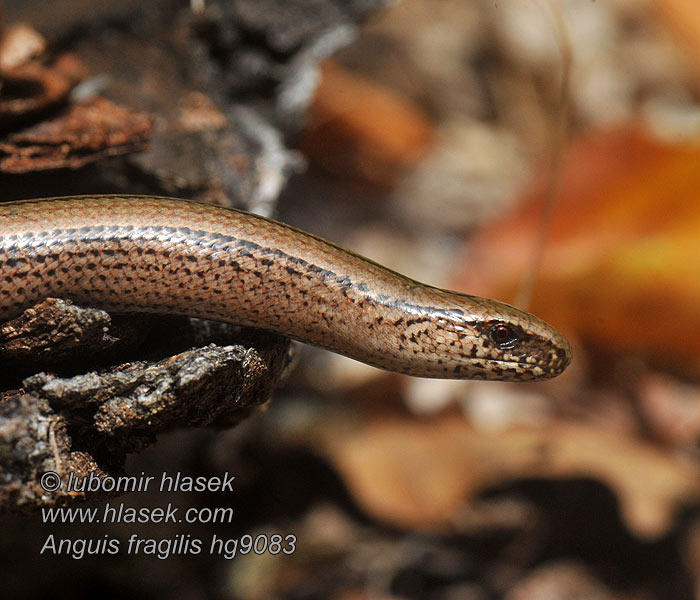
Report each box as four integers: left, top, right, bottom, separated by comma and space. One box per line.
654, 0, 700, 77
454, 125, 700, 377
301, 60, 434, 187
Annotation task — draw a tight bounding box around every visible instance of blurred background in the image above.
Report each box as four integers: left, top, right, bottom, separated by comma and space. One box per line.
2, 0, 700, 598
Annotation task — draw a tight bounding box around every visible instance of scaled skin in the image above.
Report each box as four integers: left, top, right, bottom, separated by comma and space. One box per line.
0, 196, 571, 380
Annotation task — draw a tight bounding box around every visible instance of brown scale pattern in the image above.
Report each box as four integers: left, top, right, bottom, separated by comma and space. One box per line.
0, 196, 572, 380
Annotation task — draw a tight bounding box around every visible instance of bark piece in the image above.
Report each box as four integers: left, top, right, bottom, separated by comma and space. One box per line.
0, 390, 106, 513
0, 96, 153, 172
0, 299, 292, 512
67, 0, 390, 211
24, 340, 289, 442
0, 298, 116, 361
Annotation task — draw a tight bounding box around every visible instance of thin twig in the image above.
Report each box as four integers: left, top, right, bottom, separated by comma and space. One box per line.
514, 0, 572, 310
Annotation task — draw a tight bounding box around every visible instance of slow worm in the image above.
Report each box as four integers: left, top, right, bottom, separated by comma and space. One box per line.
0, 195, 571, 380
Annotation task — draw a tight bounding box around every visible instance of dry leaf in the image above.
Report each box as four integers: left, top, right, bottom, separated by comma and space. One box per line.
453, 126, 700, 377
654, 0, 700, 77
316, 414, 700, 538
301, 60, 434, 186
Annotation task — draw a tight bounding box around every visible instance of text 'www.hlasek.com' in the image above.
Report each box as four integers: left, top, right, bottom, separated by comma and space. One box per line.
37, 470, 297, 560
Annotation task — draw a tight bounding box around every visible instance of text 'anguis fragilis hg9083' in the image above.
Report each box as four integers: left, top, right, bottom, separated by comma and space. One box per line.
0, 195, 571, 381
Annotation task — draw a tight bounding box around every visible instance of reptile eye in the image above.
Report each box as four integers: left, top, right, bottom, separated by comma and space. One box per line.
490, 324, 517, 348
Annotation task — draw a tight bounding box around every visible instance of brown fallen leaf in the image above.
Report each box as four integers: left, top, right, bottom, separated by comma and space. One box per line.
301, 60, 435, 187
0, 96, 153, 172
315, 413, 700, 538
